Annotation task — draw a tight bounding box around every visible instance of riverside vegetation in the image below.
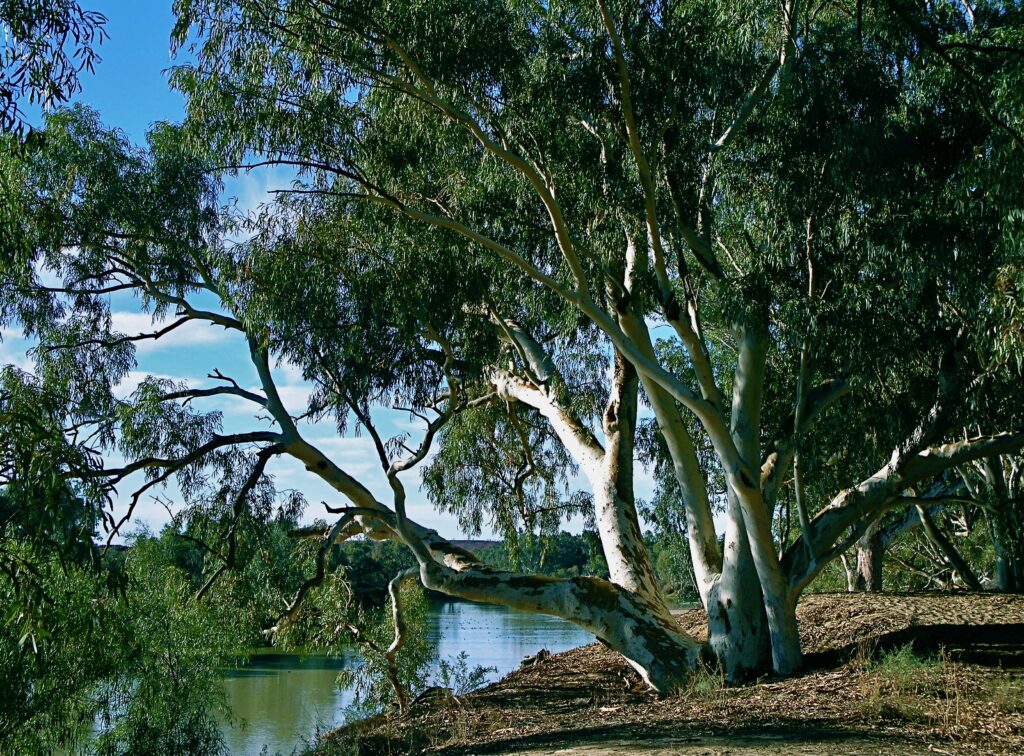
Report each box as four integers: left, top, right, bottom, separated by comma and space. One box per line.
2, 0, 1024, 752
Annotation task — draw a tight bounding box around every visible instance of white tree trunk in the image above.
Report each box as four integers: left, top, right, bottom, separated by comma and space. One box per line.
417, 559, 703, 692
705, 502, 770, 680
727, 322, 802, 676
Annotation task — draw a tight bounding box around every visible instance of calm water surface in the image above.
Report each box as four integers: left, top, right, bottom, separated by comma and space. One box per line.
219, 600, 594, 755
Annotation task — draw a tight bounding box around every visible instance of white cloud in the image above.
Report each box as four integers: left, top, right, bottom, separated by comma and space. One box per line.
274, 358, 306, 385
0, 326, 26, 340
110, 310, 233, 353
112, 370, 202, 399
221, 165, 298, 245
32, 258, 64, 289
274, 384, 313, 413
0, 340, 34, 373
308, 435, 382, 478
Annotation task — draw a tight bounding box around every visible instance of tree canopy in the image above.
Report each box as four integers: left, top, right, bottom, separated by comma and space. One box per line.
1, 0, 1023, 702
1, 0, 107, 136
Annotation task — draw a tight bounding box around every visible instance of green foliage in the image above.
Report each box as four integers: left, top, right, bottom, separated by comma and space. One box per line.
434, 651, 496, 696
91, 535, 238, 756
0, 532, 241, 754
337, 580, 436, 718
648, 532, 700, 604
0, 554, 120, 752
2, 1, 1024, 735
884, 513, 997, 592
0, 365, 116, 647
870, 644, 931, 684
478, 530, 609, 579
683, 660, 727, 701
423, 403, 592, 546
0, 0, 107, 136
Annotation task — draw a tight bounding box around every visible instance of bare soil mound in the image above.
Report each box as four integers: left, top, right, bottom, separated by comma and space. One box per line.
316, 592, 1024, 755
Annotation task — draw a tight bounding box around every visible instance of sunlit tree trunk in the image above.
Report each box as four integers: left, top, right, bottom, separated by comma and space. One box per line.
851, 518, 884, 591
705, 506, 771, 679
728, 322, 802, 676
486, 333, 701, 689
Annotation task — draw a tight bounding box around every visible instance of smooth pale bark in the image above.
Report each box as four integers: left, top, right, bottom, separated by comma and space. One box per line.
254, 279, 705, 692
463, 330, 699, 687
599, 351, 666, 606
783, 432, 1024, 591
489, 301, 670, 608
617, 307, 772, 678
728, 322, 802, 675
489, 368, 665, 607
616, 304, 721, 603
842, 553, 858, 592
706, 493, 771, 679
417, 559, 702, 692
617, 297, 775, 679
282, 451, 703, 692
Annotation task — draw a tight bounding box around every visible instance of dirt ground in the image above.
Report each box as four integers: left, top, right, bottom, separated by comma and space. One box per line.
315, 592, 1024, 755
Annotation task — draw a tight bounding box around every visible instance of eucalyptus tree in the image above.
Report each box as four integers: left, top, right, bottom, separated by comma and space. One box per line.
0, 0, 107, 136
960, 452, 1024, 592
165, 0, 1024, 682
0, 106, 705, 691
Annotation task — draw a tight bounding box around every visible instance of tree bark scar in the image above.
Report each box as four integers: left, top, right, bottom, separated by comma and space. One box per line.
316, 460, 327, 470
665, 293, 681, 322
739, 468, 756, 489
716, 600, 732, 634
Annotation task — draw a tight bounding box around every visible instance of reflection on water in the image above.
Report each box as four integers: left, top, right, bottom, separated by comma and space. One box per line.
429, 600, 595, 679
220, 651, 355, 755
219, 600, 594, 755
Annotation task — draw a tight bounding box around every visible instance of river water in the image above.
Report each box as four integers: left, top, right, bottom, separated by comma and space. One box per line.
219, 600, 595, 755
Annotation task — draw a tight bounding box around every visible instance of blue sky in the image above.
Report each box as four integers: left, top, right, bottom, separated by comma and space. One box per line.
3, 1, 665, 541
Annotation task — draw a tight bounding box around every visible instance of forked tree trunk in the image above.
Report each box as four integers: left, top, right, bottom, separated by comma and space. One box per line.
705, 510, 771, 680
486, 341, 702, 689
616, 304, 779, 679
728, 322, 803, 677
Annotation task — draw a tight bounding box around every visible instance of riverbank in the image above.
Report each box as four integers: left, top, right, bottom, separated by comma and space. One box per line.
218, 599, 594, 754
314, 592, 1024, 755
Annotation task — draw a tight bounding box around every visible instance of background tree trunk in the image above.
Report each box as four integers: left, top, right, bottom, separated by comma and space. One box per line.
853, 520, 884, 591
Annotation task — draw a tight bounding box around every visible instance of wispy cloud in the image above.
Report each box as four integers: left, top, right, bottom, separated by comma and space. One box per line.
110, 310, 234, 353
112, 370, 203, 399
222, 165, 298, 238
0, 332, 35, 373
